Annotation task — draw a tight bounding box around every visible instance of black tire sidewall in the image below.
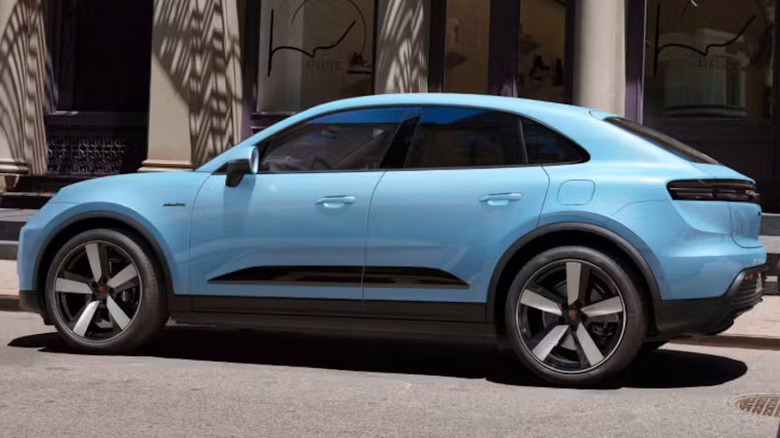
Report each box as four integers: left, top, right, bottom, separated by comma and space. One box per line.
45, 228, 167, 353
505, 246, 647, 386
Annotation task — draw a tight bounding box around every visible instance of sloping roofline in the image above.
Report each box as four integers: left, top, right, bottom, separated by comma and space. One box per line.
198, 93, 618, 172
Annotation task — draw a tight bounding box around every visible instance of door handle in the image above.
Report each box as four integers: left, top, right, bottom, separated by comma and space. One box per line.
316, 196, 356, 208
480, 193, 523, 206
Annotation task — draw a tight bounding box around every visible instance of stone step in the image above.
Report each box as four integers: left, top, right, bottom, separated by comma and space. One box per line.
0, 240, 18, 260
0, 209, 37, 241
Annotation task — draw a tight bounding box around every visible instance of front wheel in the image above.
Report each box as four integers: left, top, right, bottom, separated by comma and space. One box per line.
505, 246, 647, 386
45, 228, 167, 353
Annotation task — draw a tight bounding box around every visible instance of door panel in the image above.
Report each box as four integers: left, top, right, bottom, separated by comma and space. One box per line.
189, 171, 383, 303
364, 167, 550, 308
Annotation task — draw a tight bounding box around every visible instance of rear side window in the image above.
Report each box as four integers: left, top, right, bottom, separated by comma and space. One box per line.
404, 107, 522, 168
260, 107, 413, 172
521, 118, 587, 164
605, 117, 719, 164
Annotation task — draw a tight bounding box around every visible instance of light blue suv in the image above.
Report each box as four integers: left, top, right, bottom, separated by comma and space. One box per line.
17, 94, 765, 385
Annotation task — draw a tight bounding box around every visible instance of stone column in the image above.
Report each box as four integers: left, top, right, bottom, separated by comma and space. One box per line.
141, 0, 245, 172
572, 0, 626, 115
0, 0, 48, 178
374, 0, 430, 94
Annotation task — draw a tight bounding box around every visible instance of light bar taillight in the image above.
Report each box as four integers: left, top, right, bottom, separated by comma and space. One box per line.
667, 179, 760, 204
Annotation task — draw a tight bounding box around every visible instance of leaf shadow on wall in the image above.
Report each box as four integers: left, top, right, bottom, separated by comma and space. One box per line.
151, 0, 241, 168
0, 0, 48, 175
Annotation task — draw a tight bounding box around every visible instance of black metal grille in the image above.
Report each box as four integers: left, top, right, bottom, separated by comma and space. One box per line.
760, 214, 780, 236
45, 112, 147, 177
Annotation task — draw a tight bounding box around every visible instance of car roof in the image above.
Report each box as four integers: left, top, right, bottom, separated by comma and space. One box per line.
198, 93, 624, 172
235, 94, 615, 147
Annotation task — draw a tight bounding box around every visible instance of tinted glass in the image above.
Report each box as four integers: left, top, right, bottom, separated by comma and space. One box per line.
605, 117, 718, 164
405, 107, 522, 168
261, 107, 411, 172
522, 118, 586, 164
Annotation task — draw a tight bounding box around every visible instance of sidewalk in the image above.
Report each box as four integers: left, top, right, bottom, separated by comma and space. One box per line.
0, 259, 778, 349
0, 260, 18, 310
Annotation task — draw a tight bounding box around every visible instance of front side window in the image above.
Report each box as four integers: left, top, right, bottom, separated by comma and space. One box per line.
260, 107, 412, 172
404, 107, 523, 168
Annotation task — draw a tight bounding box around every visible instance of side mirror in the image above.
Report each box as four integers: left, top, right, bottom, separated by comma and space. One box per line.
225, 147, 260, 188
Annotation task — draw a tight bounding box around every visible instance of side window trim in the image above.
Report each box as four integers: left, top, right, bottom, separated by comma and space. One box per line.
379, 106, 422, 169
516, 117, 530, 165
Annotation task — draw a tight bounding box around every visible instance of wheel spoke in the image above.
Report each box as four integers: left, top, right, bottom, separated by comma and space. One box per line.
581, 297, 623, 317
575, 323, 604, 366
565, 262, 590, 305
106, 296, 131, 330
560, 332, 577, 351
55, 278, 92, 295
85, 243, 103, 282
531, 325, 569, 361
587, 313, 620, 324
520, 290, 562, 316
107, 264, 138, 291
72, 300, 100, 337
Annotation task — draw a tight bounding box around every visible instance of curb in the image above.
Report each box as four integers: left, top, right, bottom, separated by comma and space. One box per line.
671, 334, 780, 351
0, 294, 20, 312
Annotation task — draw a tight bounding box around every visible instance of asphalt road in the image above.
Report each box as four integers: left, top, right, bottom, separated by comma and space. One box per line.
1, 311, 779, 438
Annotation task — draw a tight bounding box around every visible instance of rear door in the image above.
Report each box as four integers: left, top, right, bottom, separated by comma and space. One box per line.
364, 106, 550, 321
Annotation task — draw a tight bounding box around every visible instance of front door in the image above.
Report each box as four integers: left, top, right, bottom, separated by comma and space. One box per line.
189, 106, 415, 313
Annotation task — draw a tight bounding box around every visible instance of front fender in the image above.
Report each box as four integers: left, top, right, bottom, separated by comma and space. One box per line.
19, 202, 184, 294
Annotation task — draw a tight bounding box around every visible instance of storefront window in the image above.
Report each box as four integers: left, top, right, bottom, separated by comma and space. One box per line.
257, 0, 375, 112
517, 0, 568, 103
644, 0, 774, 120
443, 0, 490, 93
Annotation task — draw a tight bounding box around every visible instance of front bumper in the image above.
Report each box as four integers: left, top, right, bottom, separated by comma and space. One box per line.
651, 265, 765, 339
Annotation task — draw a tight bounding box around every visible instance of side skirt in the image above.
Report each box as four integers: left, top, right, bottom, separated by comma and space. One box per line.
170, 296, 495, 342
170, 311, 498, 342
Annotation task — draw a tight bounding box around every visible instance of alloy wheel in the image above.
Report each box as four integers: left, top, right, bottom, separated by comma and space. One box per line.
51, 240, 142, 341
515, 259, 626, 374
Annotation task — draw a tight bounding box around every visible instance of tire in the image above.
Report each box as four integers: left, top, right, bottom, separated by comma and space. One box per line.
639, 340, 668, 355
45, 228, 167, 353
505, 246, 648, 386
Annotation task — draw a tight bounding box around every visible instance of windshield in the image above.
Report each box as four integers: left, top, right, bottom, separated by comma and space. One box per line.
605, 117, 719, 164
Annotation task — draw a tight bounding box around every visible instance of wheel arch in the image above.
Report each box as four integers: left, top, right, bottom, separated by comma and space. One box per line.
33, 212, 180, 322
487, 222, 661, 334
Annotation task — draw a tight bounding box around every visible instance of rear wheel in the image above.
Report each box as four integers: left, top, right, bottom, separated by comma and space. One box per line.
45, 228, 167, 353
640, 340, 668, 355
505, 246, 647, 385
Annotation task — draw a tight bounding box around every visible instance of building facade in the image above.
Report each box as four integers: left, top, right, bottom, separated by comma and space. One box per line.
0, 0, 778, 213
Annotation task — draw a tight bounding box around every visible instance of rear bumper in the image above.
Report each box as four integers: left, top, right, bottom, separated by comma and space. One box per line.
651, 265, 765, 339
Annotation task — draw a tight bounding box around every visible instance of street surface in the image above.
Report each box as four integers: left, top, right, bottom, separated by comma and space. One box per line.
1, 310, 779, 438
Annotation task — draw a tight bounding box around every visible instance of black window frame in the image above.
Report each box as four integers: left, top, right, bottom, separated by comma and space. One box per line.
221, 104, 591, 175
252, 105, 421, 174
391, 105, 589, 171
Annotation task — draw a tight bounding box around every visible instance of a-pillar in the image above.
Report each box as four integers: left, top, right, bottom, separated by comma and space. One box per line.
572, 0, 626, 115
141, 0, 246, 172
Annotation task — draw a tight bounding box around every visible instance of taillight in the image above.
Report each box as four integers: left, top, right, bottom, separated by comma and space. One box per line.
667, 179, 760, 204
